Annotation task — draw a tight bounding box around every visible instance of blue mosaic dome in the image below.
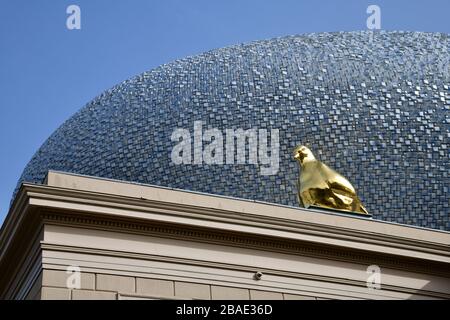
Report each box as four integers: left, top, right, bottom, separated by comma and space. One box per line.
16, 31, 450, 230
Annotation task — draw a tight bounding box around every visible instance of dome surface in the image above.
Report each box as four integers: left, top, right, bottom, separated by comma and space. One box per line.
16, 31, 450, 230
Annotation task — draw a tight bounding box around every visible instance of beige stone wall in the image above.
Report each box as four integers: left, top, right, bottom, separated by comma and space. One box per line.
2, 172, 449, 300
37, 269, 319, 300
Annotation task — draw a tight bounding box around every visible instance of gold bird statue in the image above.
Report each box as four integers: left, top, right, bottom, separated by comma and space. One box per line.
293, 145, 368, 215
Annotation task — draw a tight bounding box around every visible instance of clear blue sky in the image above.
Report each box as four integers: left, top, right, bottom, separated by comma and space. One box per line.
1, 0, 449, 224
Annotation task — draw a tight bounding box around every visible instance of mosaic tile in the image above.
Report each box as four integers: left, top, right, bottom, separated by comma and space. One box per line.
14, 31, 450, 230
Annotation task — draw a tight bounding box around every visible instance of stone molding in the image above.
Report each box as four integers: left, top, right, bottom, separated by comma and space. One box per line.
1, 172, 450, 299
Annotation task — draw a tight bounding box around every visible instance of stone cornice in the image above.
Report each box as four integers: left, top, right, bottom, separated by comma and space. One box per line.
38, 207, 450, 278
1, 173, 450, 299
5, 183, 448, 276
21, 183, 450, 264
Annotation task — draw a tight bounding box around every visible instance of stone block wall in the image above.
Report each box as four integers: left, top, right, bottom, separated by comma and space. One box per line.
32, 269, 319, 300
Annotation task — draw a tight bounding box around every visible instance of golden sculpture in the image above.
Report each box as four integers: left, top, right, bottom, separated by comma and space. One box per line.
293, 145, 368, 215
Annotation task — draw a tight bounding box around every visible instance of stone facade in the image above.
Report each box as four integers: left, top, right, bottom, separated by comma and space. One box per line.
1, 171, 450, 300
34, 270, 319, 300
